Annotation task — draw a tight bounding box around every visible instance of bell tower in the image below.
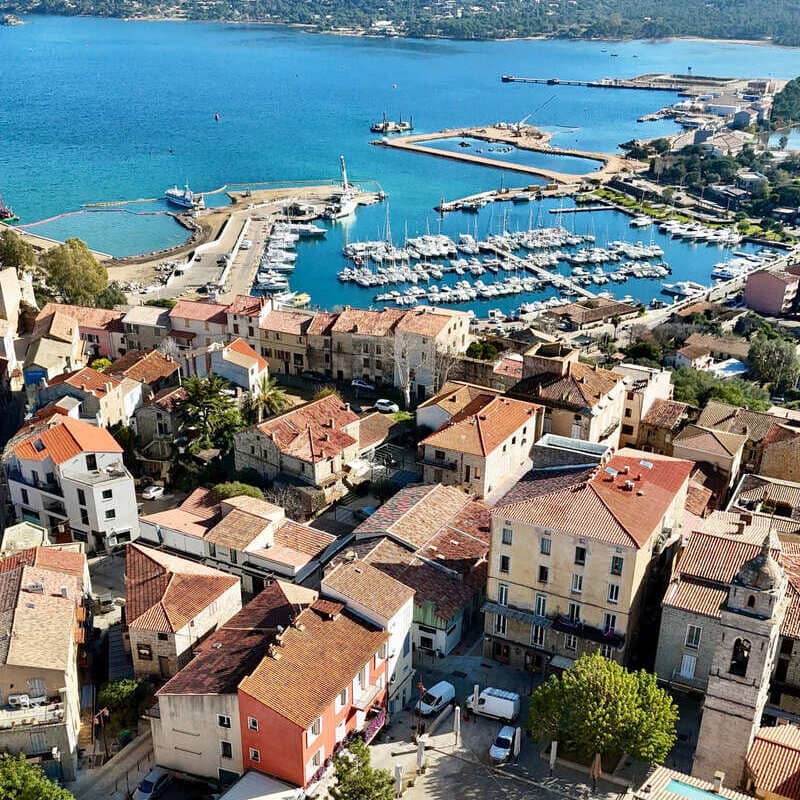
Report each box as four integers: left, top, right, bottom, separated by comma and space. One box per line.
692, 531, 787, 785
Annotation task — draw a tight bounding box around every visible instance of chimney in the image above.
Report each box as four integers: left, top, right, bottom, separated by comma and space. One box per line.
60, 586, 68, 598
712, 771, 725, 793
621, 465, 629, 475
345, 403, 350, 412
329, 417, 335, 428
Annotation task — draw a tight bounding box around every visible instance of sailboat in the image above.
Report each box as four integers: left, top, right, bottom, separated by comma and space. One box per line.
323, 156, 359, 221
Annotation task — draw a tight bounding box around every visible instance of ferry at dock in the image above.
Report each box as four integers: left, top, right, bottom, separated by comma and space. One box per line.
164, 183, 204, 210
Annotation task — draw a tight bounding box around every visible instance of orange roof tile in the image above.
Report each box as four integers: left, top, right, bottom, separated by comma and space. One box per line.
259, 310, 314, 336
47, 367, 121, 398
169, 299, 227, 324
12, 416, 122, 464
331, 308, 405, 336
36, 303, 124, 333
109, 350, 179, 385
395, 308, 464, 337
226, 338, 268, 373
226, 295, 264, 317
323, 559, 414, 619
747, 725, 800, 800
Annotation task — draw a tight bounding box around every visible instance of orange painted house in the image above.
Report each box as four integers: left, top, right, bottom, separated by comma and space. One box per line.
238, 599, 389, 789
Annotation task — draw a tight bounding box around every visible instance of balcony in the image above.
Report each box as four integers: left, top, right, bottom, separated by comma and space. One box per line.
352, 683, 382, 711
552, 614, 625, 648
42, 498, 67, 518
7, 469, 63, 498
416, 454, 458, 471
0, 701, 66, 729
669, 669, 708, 691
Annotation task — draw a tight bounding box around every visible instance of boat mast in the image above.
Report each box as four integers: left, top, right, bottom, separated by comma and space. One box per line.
339, 156, 350, 192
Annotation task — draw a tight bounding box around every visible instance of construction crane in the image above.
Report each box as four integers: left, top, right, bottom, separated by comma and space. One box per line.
509, 94, 557, 136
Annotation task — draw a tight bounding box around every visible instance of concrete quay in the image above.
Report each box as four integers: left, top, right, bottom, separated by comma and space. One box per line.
373, 125, 643, 185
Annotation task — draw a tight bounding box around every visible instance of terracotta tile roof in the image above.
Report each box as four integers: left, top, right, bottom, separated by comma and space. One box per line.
158, 580, 318, 696
685, 332, 750, 360
495, 449, 693, 549
125, 543, 239, 633
32, 310, 78, 343
169, 299, 227, 325
494, 355, 524, 380
255, 395, 359, 463
698, 401, 782, 444
417, 381, 503, 414
306, 312, 339, 336
181, 487, 222, 520
46, 367, 121, 398
764, 423, 800, 445
204, 508, 270, 550
734, 474, 800, 511
148, 386, 187, 412
421, 396, 539, 457
238, 604, 388, 729
674, 424, 747, 457
331, 308, 405, 336
675, 300, 717, 318
395, 308, 464, 337
747, 725, 800, 800
11, 416, 122, 464
226, 294, 264, 317
271, 520, 335, 559
7, 591, 76, 672
512, 361, 622, 411
109, 350, 180, 385
685, 481, 714, 518
37, 303, 124, 333
701, 510, 800, 539
663, 579, 727, 619
259, 310, 314, 336
358, 412, 397, 451
323, 559, 414, 618
642, 399, 696, 430
226, 338, 268, 373
677, 343, 712, 361
549, 298, 637, 325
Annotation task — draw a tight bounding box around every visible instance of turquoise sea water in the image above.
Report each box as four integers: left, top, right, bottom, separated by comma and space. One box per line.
1, 18, 799, 308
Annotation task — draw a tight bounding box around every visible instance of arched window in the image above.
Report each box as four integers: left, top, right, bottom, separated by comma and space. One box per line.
730, 638, 751, 676
747, 595, 756, 609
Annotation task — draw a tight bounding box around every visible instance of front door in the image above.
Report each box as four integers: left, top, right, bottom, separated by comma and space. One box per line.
158, 656, 170, 679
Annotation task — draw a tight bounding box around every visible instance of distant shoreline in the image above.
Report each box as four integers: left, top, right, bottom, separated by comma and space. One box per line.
11, 13, 800, 50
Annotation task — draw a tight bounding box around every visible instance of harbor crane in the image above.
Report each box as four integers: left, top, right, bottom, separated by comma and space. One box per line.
509, 94, 557, 136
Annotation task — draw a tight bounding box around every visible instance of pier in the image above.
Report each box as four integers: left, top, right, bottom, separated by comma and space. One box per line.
500, 75, 689, 92
373, 126, 641, 185
487, 246, 596, 300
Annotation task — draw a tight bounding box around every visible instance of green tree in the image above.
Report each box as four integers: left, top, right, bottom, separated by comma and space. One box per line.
213, 481, 263, 500
0, 229, 34, 270
247, 375, 289, 423
329, 738, 394, 800
95, 281, 127, 309
40, 238, 108, 306
0, 754, 74, 800
528, 652, 677, 765
181, 375, 244, 453
748, 333, 800, 392
312, 385, 342, 402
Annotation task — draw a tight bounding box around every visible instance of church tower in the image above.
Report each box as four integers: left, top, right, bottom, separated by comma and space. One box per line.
692, 531, 787, 785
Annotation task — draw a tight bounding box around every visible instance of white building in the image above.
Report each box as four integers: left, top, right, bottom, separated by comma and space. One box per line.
612, 363, 674, 448
181, 338, 269, 393
322, 558, 415, 714
3, 416, 139, 552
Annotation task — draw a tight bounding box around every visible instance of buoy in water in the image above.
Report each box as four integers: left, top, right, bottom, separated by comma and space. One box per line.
214, 112, 220, 121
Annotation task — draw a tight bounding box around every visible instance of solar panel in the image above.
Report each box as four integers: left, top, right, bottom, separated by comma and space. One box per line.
604, 467, 618, 476
639, 459, 654, 470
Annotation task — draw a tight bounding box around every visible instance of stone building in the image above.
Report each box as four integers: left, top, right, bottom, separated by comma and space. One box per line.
637, 398, 698, 456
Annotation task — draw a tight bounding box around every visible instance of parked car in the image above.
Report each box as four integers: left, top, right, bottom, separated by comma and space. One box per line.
416, 681, 455, 717
466, 687, 521, 722
354, 505, 377, 522
142, 485, 165, 500
133, 768, 172, 800
489, 725, 516, 763
351, 377, 376, 392
301, 370, 329, 383
375, 399, 400, 413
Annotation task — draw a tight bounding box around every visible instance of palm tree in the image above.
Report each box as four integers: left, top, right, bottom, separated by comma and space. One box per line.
250, 376, 289, 422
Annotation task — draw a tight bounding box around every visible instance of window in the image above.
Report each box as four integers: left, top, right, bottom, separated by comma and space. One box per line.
247, 716, 259, 731
565, 633, 578, 652
494, 614, 507, 635
105, 509, 116, 520
218, 715, 231, 728
538, 565, 549, 584
158, 632, 168, 641
601, 644, 615, 659
102, 489, 113, 500
230, 550, 237, 565
375, 359, 382, 370
574, 546, 586, 566
403, 632, 411, 657
568, 602, 580, 623
571, 574, 583, 594
311, 749, 322, 768
376, 643, 387, 663
611, 556, 624, 576
500, 555, 510, 574
501, 527, 513, 545
603, 613, 617, 634
86, 454, 97, 471
624, 408, 632, 418
137, 644, 152, 661
622, 424, 634, 436
309, 717, 322, 739
434, 450, 446, 461
249, 748, 260, 763
497, 583, 509, 606
607, 584, 620, 604
531, 624, 545, 647
20, 488, 28, 505
679, 654, 697, 679
336, 687, 348, 711
220, 741, 232, 759
77, 488, 86, 506
686, 625, 702, 650
535, 594, 547, 618
80, 509, 89, 526
540, 537, 551, 556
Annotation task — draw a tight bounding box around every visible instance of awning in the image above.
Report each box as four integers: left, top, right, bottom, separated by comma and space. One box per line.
482, 602, 553, 628
170, 330, 196, 340
550, 655, 575, 671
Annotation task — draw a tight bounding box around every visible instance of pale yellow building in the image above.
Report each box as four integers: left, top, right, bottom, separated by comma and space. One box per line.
483, 448, 693, 670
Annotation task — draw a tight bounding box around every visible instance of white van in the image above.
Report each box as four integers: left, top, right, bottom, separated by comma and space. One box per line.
466, 687, 521, 722
415, 681, 455, 716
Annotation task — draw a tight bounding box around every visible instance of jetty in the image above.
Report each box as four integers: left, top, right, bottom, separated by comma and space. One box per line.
373, 125, 641, 185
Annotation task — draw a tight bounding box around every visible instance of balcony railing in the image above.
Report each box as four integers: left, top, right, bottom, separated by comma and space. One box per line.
416, 455, 458, 471
552, 615, 625, 648
7, 469, 63, 498
669, 669, 708, 691
0, 701, 66, 729
352, 683, 382, 711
